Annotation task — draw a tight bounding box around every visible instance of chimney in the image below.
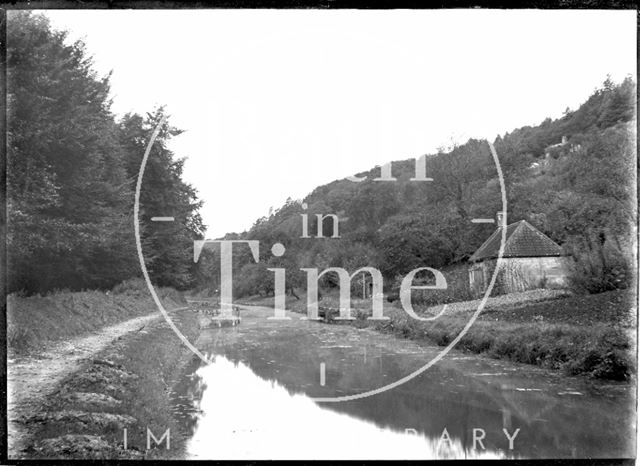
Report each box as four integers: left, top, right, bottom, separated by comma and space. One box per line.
496, 211, 505, 228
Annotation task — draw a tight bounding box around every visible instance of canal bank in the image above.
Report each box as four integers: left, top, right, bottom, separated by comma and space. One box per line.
15, 300, 634, 460
12, 307, 200, 460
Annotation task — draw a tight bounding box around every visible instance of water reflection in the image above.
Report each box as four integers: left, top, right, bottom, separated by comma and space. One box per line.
182, 356, 503, 460
170, 356, 207, 438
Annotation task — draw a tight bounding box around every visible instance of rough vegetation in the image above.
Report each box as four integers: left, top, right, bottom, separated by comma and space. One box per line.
476, 289, 635, 326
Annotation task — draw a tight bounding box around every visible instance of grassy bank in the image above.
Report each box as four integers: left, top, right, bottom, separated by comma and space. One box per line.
241, 289, 636, 381
7, 278, 185, 355
372, 301, 634, 381
22, 306, 200, 459
375, 290, 635, 381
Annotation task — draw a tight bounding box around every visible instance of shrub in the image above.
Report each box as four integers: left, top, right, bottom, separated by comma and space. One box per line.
565, 231, 633, 294
233, 263, 274, 298
112, 278, 148, 295
459, 327, 495, 353
7, 325, 35, 353
389, 264, 474, 307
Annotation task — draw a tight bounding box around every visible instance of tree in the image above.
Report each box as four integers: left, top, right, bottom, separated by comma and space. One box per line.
119, 108, 205, 290
7, 12, 137, 292
7, 12, 204, 293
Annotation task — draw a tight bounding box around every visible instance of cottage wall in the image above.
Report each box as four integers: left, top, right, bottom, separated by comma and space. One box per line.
468, 262, 487, 295
497, 257, 567, 292
469, 256, 568, 296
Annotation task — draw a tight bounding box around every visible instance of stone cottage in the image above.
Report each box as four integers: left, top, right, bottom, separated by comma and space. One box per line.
468, 213, 567, 296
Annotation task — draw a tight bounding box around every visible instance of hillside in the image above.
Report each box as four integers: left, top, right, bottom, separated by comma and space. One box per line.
196, 77, 636, 299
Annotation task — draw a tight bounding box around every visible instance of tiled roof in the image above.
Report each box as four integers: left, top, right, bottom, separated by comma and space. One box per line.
469, 220, 563, 262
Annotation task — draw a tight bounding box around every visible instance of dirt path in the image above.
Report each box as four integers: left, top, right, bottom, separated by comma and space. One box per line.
7, 310, 184, 458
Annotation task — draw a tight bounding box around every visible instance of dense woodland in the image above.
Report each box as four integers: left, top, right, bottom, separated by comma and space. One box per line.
7, 12, 636, 300
197, 76, 636, 299
7, 12, 204, 294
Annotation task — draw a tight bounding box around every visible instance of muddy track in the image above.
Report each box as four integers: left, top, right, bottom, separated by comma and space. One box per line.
7, 309, 186, 458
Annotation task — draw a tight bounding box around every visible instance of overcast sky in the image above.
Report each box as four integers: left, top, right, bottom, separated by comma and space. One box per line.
42, 9, 636, 238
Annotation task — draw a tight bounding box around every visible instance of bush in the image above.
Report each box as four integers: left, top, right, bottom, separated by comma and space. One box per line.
112, 278, 147, 295
565, 231, 633, 294
233, 263, 274, 298
389, 264, 474, 307
7, 325, 35, 354
111, 278, 185, 304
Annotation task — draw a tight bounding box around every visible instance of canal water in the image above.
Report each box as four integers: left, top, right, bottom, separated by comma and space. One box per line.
170, 306, 635, 460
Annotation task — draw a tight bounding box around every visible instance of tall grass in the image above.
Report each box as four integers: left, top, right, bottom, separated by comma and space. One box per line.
8, 278, 185, 355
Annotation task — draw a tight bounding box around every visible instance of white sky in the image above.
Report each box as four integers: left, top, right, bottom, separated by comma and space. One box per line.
41, 9, 636, 238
